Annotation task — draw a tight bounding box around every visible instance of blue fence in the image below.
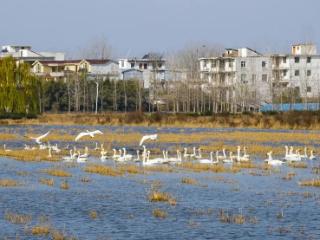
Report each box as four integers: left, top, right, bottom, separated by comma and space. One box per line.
260, 103, 320, 112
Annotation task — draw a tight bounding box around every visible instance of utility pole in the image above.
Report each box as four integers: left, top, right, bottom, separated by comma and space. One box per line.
95, 80, 99, 114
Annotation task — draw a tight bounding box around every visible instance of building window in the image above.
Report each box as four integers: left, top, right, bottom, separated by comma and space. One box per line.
307, 57, 311, 63
262, 74, 268, 82
212, 61, 216, 68
307, 70, 311, 76
295, 70, 299, 76
241, 61, 246, 68
144, 63, 148, 69
307, 86, 312, 93
241, 74, 247, 83
139, 63, 143, 69
251, 74, 256, 84
262, 61, 266, 68
131, 63, 135, 68
229, 62, 233, 68
295, 57, 300, 63
158, 63, 162, 68
283, 57, 287, 63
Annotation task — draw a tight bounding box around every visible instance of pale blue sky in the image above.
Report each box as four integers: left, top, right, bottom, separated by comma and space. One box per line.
1, 0, 319, 57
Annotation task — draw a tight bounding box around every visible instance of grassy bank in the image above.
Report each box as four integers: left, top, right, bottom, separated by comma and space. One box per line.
1, 111, 320, 129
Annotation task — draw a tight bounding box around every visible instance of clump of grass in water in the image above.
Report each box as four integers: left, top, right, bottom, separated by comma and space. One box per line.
299, 179, 320, 187
288, 162, 308, 168
80, 176, 91, 183
180, 162, 235, 173
144, 165, 174, 173
42, 168, 72, 177
84, 164, 122, 177
148, 191, 176, 206
118, 164, 144, 174
0, 149, 60, 162
39, 178, 54, 186
89, 210, 98, 220
0, 179, 19, 187
181, 177, 198, 185
282, 172, 296, 180
60, 180, 69, 190
31, 225, 50, 236
5, 211, 32, 224
152, 209, 167, 219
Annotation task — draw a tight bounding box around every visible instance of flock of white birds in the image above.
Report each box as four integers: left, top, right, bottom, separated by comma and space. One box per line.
1, 130, 317, 166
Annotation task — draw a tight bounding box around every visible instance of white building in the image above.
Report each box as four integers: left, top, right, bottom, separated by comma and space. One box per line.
200, 47, 272, 110
0, 45, 65, 63
271, 43, 320, 100
200, 43, 320, 111
119, 53, 166, 88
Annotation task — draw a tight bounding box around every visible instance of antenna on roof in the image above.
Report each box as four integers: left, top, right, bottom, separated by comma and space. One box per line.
125, 49, 131, 58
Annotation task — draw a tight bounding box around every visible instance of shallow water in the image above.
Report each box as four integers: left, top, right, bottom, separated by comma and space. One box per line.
0, 125, 319, 239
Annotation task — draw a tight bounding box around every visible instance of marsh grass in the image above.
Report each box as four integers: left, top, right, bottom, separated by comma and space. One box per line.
299, 179, 320, 187
180, 162, 235, 173
39, 178, 54, 186
282, 172, 296, 180
84, 164, 122, 177
288, 162, 308, 168
89, 210, 98, 219
118, 164, 144, 175
152, 209, 167, 219
0, 149, 60, 162
60, 180, 69, 190
181, 177, 198, 185
31, 225, 50, 235
5, 212, 32, 224
148, 191, 176, 205
0, 179, 19, 187
42, 168, 72, 177
218, 209, 254, 225
144, 165, 174, 173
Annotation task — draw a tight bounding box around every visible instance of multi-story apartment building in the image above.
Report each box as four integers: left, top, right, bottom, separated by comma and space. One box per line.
119, 53, 166, 88
271, 43, 320, 101
200, 43, 320, 111
199, 47, 272, 111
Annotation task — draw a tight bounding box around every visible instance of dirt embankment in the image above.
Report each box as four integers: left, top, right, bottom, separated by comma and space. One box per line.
0, 111, 320, 130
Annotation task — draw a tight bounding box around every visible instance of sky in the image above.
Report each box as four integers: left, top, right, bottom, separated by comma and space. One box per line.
0, 0, 319, 58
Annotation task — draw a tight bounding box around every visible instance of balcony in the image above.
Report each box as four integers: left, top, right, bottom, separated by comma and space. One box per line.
50, 72, 65, 77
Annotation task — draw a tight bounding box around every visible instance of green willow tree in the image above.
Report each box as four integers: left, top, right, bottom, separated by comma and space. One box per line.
0, 57, 40, 116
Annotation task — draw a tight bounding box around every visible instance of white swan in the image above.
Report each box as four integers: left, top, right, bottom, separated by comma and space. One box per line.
223, 151, 234, 164
3, 144, 12, 152
195, 148, 202, 160
284, 145, 301, 162
139, 134, 158, 146
77, 147, 89, 163
183, 148, 192, 160
100, 148, 108, 162
236, 146, 250, 162
264, 151, 283, 166
112, 149, 121, 160
118, 148, 133, 162
47, 147, 52, 158
28, 131, 51, 145
309, 150, 316, 160
164, 150, 182, 164
63, 150, 75, 162
75, 130, 103, 142
142, 150, 163, 166
52, 144, 61, 153
301, 147, 308, 160
198, 151, 218, 164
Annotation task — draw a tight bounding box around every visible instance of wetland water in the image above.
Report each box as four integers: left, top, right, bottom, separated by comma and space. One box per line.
0, 125, 319, 239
